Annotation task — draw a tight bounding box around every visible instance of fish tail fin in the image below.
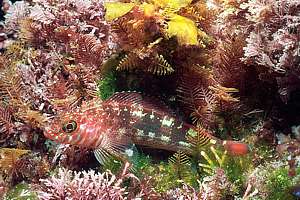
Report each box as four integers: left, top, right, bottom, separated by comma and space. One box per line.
222, 140, 250, 156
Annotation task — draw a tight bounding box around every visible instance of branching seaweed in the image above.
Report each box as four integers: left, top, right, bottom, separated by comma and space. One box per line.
0, 65, 24, 106
168, 151, 191, 180
177, 72, 217, 127
0, 105, 13, 136
117, 52, 174, 75
0, 148, 30, 178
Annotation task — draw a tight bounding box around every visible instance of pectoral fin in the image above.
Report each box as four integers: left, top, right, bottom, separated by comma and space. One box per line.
94, 148, 112, 165
94, 134, 137, 165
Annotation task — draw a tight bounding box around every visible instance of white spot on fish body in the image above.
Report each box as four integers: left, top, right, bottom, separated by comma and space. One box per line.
161, 116, 174, 127
118, 128, 126, 135
179, 141, 191, 148
150, 110, 155, 119
177, 123, 183, 129
160, 135, 171, 142
137, 129, 144, 136
131, 108, 147, 118
112, 105, 119, 111
148, 132, 155, 138
112, 104, 121, 115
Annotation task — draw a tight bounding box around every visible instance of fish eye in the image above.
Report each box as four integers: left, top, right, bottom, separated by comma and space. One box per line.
62, 120, 77, 133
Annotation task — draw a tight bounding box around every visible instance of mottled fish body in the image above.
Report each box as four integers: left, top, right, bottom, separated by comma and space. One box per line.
45, 92, 249, 164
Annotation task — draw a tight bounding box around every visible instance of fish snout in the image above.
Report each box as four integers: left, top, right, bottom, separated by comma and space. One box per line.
43, 125, 60, 140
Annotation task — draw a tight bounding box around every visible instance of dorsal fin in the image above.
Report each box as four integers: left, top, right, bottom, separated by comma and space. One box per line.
104, 91, 143, 105
103, 91, 175, 116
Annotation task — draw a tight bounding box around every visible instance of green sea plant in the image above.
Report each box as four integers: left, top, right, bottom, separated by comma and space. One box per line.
168, 151, 199, 187
4, 182, 38, 200
196, 144, 254, 194
128, 152, 152, 176
99, 156, 123, 175
198, 146, 227, 175
101, 149, 198, 192
224, 155, 253, 191
96, 55, 120, 100
141, 161, 196, 193
246, 160, 300, 200
97, 72, 117, 100
266, 167, 295, 200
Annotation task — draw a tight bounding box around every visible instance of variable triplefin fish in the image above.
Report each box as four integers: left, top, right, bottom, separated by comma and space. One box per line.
44, 92, 249, 164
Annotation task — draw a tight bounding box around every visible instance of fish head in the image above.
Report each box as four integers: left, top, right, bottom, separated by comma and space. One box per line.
44, 109, 93, 145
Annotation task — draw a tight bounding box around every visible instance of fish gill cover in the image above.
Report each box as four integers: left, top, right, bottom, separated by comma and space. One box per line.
0, 0, 299, 199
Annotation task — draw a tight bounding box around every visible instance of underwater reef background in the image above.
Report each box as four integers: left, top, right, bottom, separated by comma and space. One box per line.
0, 0, 299, 199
